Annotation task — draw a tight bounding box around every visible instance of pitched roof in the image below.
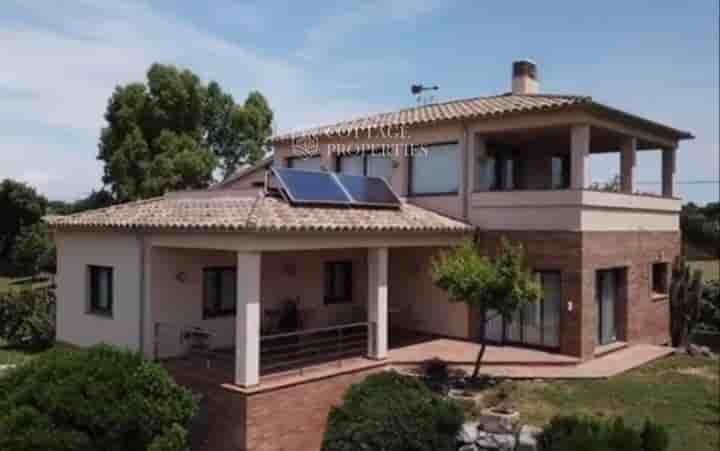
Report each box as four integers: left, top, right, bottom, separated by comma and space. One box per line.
45, 193, 472, 233
271, 93, 692, 142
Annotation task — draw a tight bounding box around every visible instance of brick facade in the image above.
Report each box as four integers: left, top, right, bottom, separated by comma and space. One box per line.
476, 230, 679, 360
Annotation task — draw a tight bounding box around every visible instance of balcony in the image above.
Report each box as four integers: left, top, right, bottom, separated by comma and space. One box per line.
470, 189, 681, 231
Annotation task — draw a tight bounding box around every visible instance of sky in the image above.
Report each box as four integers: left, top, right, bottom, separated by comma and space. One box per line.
1, 0, 718, 204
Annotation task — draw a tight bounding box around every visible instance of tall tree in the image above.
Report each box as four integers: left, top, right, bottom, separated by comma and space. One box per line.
98, 63, 273, 201
0, 179, 47, 262
432, 238, 541, 379
11, 223, 53, 279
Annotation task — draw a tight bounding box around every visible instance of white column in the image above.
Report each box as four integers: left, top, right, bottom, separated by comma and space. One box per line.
367, 247, 388, 360
235, 251, 262, 387
391, 152, 408, 196
620, 136, 637, 194
662, 147, 677, 198
570, 124, 591, 189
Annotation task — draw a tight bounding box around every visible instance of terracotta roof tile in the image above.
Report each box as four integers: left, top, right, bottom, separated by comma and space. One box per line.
45, 194, 472, 233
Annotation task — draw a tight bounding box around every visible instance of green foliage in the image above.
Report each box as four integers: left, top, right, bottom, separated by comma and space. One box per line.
669, 256, 705, 347
322, 371, 464, 451
0, 179, 47, 262
432, 237, 541, 376
0, 289, 55, 350
538, 415, 669, 451
98, 63, 273, 202
0, 345, 197, 451
681, 202, 720, 259
48, 189, 113, 215
699, 280, 720, 331
10, 223, 53, 278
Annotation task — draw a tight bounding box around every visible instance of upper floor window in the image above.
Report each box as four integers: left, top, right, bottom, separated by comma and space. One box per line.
551, 155, 570, 189
476, 147, 519, 191
324, 261, 353, 304
203, 267, 237, 318
88, 265, 113, 317
338, 153, 394, 182
287, 155, 322, 171
409, 142, 459, 195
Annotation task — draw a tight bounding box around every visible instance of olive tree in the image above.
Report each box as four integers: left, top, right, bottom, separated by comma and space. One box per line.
432, 237, 541, 379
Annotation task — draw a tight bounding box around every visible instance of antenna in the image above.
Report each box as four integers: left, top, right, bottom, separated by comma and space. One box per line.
411, 84, 439, 105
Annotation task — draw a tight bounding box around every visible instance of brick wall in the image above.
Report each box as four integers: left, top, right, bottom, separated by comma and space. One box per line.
476, 230, 679, 360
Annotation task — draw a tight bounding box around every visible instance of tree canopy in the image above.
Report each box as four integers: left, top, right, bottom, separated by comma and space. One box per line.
0, 179, 47, 262
98, 63, 273, 202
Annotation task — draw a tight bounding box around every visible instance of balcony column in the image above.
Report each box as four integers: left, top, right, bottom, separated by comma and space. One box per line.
367, 247, 388, 360
662, 146, 677, 198
570, 124, 591, 189
391, 152, 408, 196
620, 136, 637, 193
235, 251, 262, 387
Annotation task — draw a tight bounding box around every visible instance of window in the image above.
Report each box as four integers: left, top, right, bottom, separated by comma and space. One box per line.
651, 262, 669, 297
475, 146, 520, 191
409, 142, 459, 195
551, 155, 570, 189
287, 155, 322, 171
504, 271, 561, 348
203, 267, 237, 318
324, 261, 353, 304
338, 153, 394, 182
88, 265, 113, 316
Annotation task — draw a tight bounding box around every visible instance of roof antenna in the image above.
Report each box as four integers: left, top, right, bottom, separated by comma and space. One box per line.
411, 84, 439, 105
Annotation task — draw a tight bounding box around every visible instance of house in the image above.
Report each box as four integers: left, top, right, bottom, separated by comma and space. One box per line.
45, 60, 692, 451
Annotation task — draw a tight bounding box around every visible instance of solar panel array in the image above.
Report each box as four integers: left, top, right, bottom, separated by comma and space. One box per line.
272, 168, 401, 208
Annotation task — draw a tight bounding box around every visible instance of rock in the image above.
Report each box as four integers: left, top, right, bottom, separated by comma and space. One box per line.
688, 343, 704, 357
476, 431, 516, 451
459, 444, 479, 451
478, 407, 520, 433
457, 422, 480, 444
517, 425, 542, 451
700, 346, 716, 359
673, 347, 688, 355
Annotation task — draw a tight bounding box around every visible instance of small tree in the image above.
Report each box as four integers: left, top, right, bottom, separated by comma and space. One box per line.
10, 223, 52, 279
669, 255, 705, 347
432, 237, 541, 379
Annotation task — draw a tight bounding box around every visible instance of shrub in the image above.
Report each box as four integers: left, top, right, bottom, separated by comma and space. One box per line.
538, 415, 670, 451
0, 289, 56, 350
322, 371, 464, 451
0, 345, 197, 451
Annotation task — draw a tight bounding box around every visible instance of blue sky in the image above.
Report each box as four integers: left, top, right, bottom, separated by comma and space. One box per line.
1, 0, 718, 203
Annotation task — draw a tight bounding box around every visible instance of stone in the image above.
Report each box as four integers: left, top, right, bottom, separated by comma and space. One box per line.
687, 343, 703, 357
517, 425, 542, 451
457, 422, 480, 444
477, 407, 520, 433
475, 431, 516, 451
459, 444, 479, 451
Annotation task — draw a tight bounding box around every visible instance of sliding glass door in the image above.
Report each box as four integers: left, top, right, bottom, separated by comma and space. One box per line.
597, 270, 618, 345
482, 271, 561, 349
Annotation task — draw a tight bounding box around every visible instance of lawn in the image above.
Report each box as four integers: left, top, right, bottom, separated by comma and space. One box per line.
471, 356, 719, 451
688, 259, 720, 282
0, 275, 52, 294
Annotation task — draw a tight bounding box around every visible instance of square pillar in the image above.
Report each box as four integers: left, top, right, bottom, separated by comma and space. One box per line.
570, 124, 591, 189
662, 147, 677, 198
367, 247, 388, 360
620, 136, 637, 194
235, 251, 262, 387
391, 152, 408, 196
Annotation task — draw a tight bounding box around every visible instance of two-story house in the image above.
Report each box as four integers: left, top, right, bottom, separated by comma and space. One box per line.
46, 61, 692, 451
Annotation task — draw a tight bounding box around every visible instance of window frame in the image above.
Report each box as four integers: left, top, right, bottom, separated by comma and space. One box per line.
202, 266, 238, 319
324, 261, 353, 305
550, 154, 571, 190
408, 141, 460, 196
336, 152, 394, 181
88, 265, 113, 317
650, 262, 670, 299
286, 155, 322, 170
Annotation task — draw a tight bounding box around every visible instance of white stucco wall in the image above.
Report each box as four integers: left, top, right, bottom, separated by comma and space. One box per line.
55, 231, 142, 351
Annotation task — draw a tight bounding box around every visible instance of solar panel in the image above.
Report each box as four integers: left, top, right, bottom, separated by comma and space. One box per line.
333, 173, 401, 207
272, 168, 351, 205
272, 168, 401, 209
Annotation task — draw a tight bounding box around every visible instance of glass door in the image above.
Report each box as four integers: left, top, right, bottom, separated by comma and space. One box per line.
597, 270, 618, 345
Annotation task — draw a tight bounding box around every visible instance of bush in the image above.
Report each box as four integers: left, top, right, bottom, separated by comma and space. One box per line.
538, 415, 670, 451
0, 289, 56, 350
322, 371, 464, 451
0, 345, 197, 451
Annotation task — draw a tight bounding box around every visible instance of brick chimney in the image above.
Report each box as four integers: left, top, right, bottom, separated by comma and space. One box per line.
511, 60, 539, 95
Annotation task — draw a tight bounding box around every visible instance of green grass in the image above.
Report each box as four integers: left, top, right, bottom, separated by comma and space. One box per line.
688, 259, 720, 282
0, 275, 51, 294
470, 356, 720, 451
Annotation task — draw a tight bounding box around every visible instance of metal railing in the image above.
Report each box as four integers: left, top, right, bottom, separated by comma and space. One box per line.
260, 322, 370, 375
153, 322, 234, 370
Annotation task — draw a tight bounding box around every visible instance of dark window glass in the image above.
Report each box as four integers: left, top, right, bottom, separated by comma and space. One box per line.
88, 266, 113, 316
324, 261, 353, 304
651, 263, 669, 296
203, 267, 237, 318
551, 156, 570, 189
